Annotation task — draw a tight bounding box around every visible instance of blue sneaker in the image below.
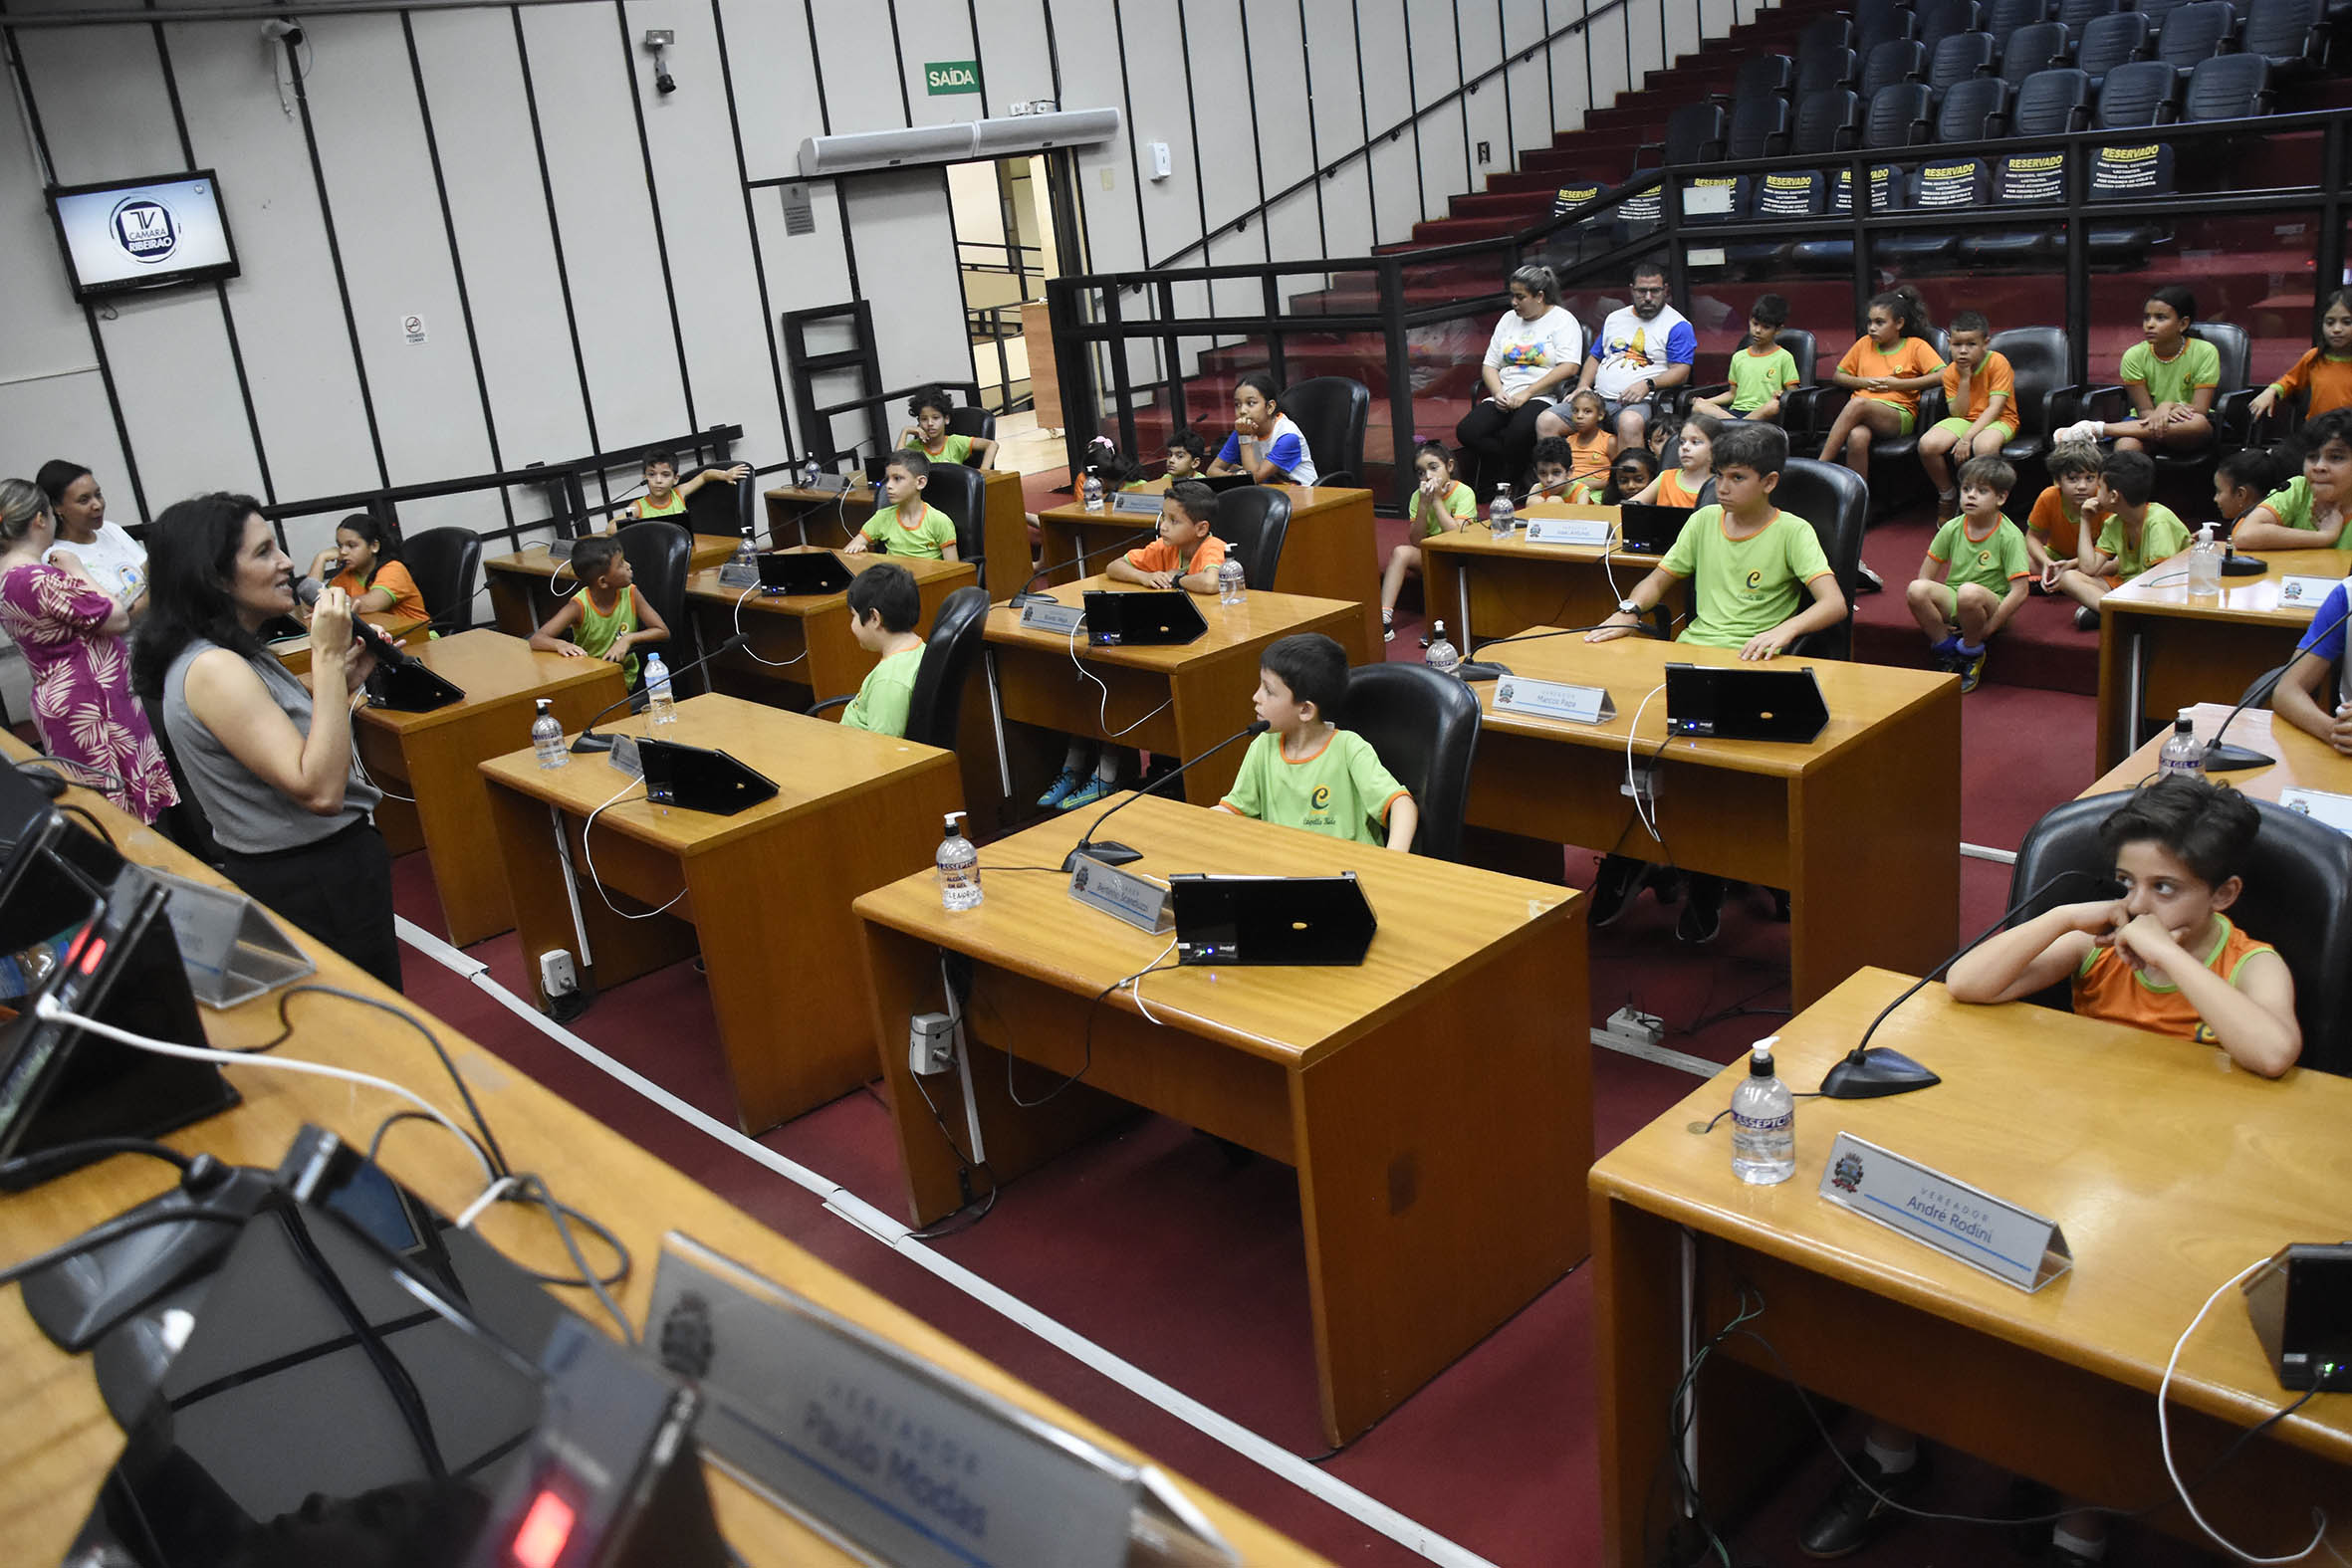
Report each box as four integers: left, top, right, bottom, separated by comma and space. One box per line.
1037, 767, 1084, 808
1058, 775, 1116, 811
1931, 633, 1963, 661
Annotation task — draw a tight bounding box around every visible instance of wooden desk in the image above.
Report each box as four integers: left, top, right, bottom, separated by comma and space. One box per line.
683, 550, 976, 707
764, 468, 1030, 603
485, 532, 741, 636
1036, 484, 1381, 651
2087, 700, 2352, 802
1420, 502, 1686, 649
982, 577, 1370, 810
269, 609, 427, 676
2094, 547, 2349, 771
854, 792, 1588, 1448
479, 693, 961, 1133
1590, 968, 2352, 1567
0, 742, 1326, 1568
1463, 633, 1960, 1007
350, 629, 628, 946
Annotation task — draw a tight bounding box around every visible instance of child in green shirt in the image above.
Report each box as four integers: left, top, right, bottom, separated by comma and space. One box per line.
1693, 293, 1799, 425
894, 383, 998, 470
1906, 455, 2029, 693
1381, 439, 1476, 641
845, 450, 960, 560
836, 563, 926, 735
2063, 286, 2220, 454
1216, 633, 1417, 852
2053, 448, 2193, 630
600, 446, 749, 532
2228, 407, 2352, 552
530, 535, 668, 686
1163, 428, 1209, 481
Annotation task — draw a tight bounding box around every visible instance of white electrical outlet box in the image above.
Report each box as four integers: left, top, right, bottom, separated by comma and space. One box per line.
1621, 763, 1659, 810
538, 950, 578, 997
909, 1011, 956, 1076
1148, 141, 1172, 180
1605, 1005, 1665, 1050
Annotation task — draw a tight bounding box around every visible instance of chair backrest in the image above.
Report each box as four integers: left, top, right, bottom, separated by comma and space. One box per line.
2007, 790, 2352, 1075
2156, 1, 2236, 68
1987, 325, 2069, 439
2056, 0, 2119, 32
1278, 376, 1369, 488
1727, 95, 1793, 159
918, 462, 989, 585
140, 694, 228, 868
2012, 65, 2093, 131
1988, 0, 2053, 34
1999, 21, 2074, 87
1937, 76, 2012, 137
2074, 11, 2151, 81
1796, 43, 1860, 95
1338, 662, 1482, 861
1663, 102, 1727, 164
615, 522, 694, 687
1794, 89, 1865, 153
945, 405, 997, 446
399, 526, 482, 637
1733, 53, 1796, 101
1929, 31, 1999, 96
1861, 38, 1928, 100
900, 585, 990, 752
1865, 82, 1937, 146
2135, 0, 2202, 30
2095, 58, 2180, 124
2183, 50, 2269, 118
1769, 457, 1867, 659
2241, 0, 2320, 62
1212, 486, 1293, 588
1800, 15, 1856, 56
2189, 321, 2252, 391
1745, 326, 1822, 385
1856, 7, 1918, 55
680, 466, 753, 536
1919, 0, 1986, 47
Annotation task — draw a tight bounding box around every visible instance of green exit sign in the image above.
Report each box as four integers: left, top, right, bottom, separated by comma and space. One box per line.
925, 60, 980, 96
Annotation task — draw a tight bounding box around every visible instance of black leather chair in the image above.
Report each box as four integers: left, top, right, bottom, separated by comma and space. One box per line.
2007, 790, 2352, 1075
1213, 487, 1293, 589
2155, 2, 2237, 74
1936, 74, 2013, 137
1769, 458, 1868, 660
1651, 102, 1728, 165
1863, 81, 1938, 148
2056, 0, 2120, 39
1928, 32, 1999, 100
1999, 22, 2075, 90
1278, 376, 1369, 488
400, 526, 482, 637
946, 405, 998, 453
2058, 322, 2248, 475
1988, 326, 2070, 467
2096, 58, 2184, 125
807, 586, 989, 749
1666, 328, 1819, 423
2075, 11, 2153, 90
2183, 50, 2272, 117
680, 466, 755, 537
2135, 0, 2204, 31
1724, 94, 1793, 160
918, 461, 989, 587
1860, 38, 1929, 101
1919, 0, 1986, 49
1338, 662, 1482, 861
1785, 328, 1950, 499
2240, 0, 2329, 77
1790, 88, 1865, 153
1796, 43, 1860, 95
615, 521, 697, 693
1988, 0, 2054, 35
1728, 52, 1796, 102
140, 695, 228, 868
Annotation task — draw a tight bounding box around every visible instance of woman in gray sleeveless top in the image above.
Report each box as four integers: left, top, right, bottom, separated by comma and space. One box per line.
131, 494, 399, 991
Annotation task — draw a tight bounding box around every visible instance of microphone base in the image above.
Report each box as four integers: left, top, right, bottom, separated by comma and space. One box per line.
1456, 660, 1513, 682
1007, 590, 1060, 609
1060, 839, 1142, 873
2220, 553, 2266, 577
570, 733, 617, 755
2203, 741, 2274, 772
1818, 1047, 1942, 1100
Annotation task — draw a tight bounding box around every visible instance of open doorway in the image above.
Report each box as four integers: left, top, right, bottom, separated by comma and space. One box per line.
947, 152, 1080, 479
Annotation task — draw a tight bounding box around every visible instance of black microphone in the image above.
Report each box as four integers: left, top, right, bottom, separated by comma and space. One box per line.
295, 578, 416, 669
2215, 514, 2268, 578
1007, 525, 1160, 609
2204, 591, 2352, 772
1059, 720, 1271, 873
1819, 868, 2124, 1099
569, 633, 748, 754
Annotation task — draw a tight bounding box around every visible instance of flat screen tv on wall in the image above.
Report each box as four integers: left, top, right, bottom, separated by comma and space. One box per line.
46, 170, 240, 303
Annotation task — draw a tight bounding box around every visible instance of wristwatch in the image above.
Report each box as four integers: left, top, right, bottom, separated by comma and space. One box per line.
1617, 598, 1643, 616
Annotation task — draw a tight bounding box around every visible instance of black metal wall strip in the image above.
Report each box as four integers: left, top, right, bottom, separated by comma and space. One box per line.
1109, 0, 1149, 276
708, 0, 799, 460
1238, 3, 1273, 264
1496, 0, 1514, 172
1172, 0, 1212, 292
76, 307, 149, 525
1402, 0, 1426, 223
1039, 0, 1093, 273
799, 0, 831, 133
963, 0, 987, 105
403, 12, 512, 530
1349, 0, 1377, 241
1294, 0, 1327, 257
510, 6, 602, 501
611, 2, 697, 435
883, 0, 911, 124
1452, 0, 1472, 194
285, 37, 389, 488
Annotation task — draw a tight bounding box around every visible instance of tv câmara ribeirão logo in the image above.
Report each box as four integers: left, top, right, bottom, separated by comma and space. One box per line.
111, 195, 179, 264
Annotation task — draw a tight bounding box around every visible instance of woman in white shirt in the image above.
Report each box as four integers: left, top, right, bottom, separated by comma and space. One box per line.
37, 461, 148, 621
1453, 265, 1583, 496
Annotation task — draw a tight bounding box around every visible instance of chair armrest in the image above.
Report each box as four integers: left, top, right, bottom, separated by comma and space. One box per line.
1319, 469, 1359, 489
2213, 384, 2262, 445
805, 695, 852, 719
1782, 382, 1848, 440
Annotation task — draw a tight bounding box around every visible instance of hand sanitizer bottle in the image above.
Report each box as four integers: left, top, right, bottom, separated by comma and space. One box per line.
643, 653, 676, 726
2160, 708, 2206, 779
1490, 484, 1517, 538
1730, 1037, 1795, 1185
531, 698, 568, 770
938, 812, 983, 910
2187, 521, 2222, 597
1424, 619, 1461, 678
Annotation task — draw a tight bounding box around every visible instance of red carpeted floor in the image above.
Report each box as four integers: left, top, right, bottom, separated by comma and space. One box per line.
383, 491, 2241, 1566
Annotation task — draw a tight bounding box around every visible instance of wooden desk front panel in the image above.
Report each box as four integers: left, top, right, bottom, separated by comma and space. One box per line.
483, 534, 738, 636
686, 556, 975, 706
767, 471, 1028, 601
1423, 544, 1680, 648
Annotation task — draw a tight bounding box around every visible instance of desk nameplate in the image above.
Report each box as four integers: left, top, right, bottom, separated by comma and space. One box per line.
606, 735, 644, 780
1068, 855, 1173, 933
1493, 677, 1616, 725
1019, 601, 1086, 635
2280, 786, 2352, 835
1526, 518, 1612, 548
717, 560, 763, 589
2276, 574, 2341, 608
1818, 1131, 2072, 1293
647, 1233, 1237, 1568
1112, 492, 1169, 517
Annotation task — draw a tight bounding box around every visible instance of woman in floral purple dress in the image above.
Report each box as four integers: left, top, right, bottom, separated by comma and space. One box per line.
0, 478, 176, 823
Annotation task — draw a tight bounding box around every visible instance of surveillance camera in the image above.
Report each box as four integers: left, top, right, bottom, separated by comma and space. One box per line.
654, 71, 677, 95
261, 18, 303, 45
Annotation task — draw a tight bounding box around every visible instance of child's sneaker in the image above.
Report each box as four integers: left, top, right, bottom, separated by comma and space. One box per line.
1855, 561, 1884, 594
1058, 775, 1116, 811
1382, 608, 1396, 643
1956, 645, 1988, 693
2074, 603, 2101, 632
1036, 767, 1085, 808
1935, 489, 1960, 522
1931, 633, 1963, 664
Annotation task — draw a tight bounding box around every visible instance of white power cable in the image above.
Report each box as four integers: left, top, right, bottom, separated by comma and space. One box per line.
1126, 933, 1181, 1025
2159, 1255, 2340, 1564
1625, 680, 1669, 843
1066, 618, 1174, 739
580, 776, 690, 921
31, 995, 495, 1182
734, 583, 810, 668
454, 1175, 522, 1230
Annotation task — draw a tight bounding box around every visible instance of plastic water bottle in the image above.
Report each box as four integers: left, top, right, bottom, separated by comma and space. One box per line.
732, 527, 759, 571
2160, 708, 2206, 779
1083, 468, 1105, 513
1425, 619, 1462, 678
1730, 1037, 1795, 1186
1490, 484, 1517, 538
937, 811, 983, 911
2188, 521, 2222, 597
1217, 557, 1247, 605
531, 698, 568, 770
643, 653, 676, 727
803, 455, 822, 489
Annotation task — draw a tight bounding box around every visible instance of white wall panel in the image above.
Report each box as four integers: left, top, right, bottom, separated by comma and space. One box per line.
974, 0, 1056, 115
0, 40, 114, 394
842, 170, 970, 403
1245, 0, 1315, 202
714, 0, 826, 180
1115, 0, 1205, 268
13, 26, 181, 185
1586, 5, 1631, 108
808, 0, 905, 135
1179, 0, 1263, 243
894, 0, 980, 128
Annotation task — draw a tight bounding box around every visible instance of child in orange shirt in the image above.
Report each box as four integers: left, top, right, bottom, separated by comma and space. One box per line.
2023, 440, 2106, 584
1817, 285, 1945, 486
2249, 287, 2352, 427
1556, 389, 1615, 498
1629, 411, 1718, 508
1917, 310, 2016, 520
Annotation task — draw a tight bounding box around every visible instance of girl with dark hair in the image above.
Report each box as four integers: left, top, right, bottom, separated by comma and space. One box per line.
134, 493, 399, 990
0, 478, 176, 823
305, 513, 428, 623
35, 459, 147, 618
